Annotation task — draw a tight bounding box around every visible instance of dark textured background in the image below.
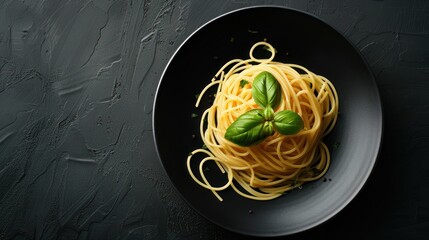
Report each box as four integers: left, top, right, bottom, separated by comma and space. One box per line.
0, 0, 428, 239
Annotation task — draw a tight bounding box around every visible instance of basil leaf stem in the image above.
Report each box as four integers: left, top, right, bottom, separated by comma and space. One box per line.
263, 106, 274, 121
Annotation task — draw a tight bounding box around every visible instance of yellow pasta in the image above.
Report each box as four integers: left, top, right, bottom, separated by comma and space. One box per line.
187, 42, 339, 201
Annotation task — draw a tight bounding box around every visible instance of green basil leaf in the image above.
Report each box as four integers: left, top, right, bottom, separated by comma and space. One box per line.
239, 79, 249, 88
224, 109, 272, 146
273, 110, 304, 135
252, 71, 281, 109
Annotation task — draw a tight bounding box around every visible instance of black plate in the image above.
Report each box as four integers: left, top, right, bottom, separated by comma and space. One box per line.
153, 6, 382, 237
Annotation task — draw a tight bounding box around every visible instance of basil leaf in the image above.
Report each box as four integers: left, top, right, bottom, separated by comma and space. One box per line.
239, 79, 249, 88
252, 71, 281, 109
224, 109, 273, 147
273, 110, 304, 135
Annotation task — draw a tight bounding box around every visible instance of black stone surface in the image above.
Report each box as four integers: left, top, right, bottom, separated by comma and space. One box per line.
0, 1, 428, 239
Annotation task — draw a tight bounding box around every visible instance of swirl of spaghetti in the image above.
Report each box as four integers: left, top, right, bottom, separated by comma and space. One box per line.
187, 42, 339, 201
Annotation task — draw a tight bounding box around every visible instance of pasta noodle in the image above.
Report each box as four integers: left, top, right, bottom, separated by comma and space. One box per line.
187, 42, 339, 201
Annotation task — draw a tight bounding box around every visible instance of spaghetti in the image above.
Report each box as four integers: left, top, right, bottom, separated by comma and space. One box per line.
187, 42, 339, 201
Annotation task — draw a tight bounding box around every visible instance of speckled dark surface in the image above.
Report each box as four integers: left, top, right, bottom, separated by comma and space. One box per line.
0, 1, 428, 239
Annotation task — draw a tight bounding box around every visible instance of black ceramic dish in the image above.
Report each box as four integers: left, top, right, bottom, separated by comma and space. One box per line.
153, 6, 382, 237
